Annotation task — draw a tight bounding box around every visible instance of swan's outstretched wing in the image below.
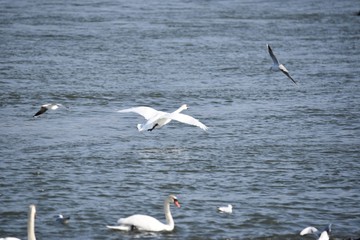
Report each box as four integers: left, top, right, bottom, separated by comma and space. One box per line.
117, 107, 161, 120
267, 44, 279, 65
300, 226, 319, 236
166, 113, 208, 131
279, 65, 297, 85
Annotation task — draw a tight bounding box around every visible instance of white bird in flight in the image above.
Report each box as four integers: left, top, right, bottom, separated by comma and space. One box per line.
107, 194, 180, 232
300, 224, 332, 240
117, 104, 208, 132
267, 44, 297, 85
33, 103, 66, 117
217, 204, 233, 214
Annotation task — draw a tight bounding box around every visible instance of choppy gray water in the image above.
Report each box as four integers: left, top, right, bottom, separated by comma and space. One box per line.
1, 0, 360, 239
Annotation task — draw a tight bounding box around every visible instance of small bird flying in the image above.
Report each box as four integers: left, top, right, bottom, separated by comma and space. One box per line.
267, 44, 297, 85
33, 103, 65, 117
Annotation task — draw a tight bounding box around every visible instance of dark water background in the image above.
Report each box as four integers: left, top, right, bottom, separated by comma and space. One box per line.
1, 0, 360, 239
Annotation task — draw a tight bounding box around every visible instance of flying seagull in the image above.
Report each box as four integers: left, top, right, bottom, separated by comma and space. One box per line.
300, 224, 332, 240
117, 104, 208, 132
267, 44, 297, 85
33, 103, 65, 117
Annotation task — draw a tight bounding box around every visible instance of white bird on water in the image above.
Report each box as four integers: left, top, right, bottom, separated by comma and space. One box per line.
107, 194, 181, 232
300, 224, 332, 240
217, 204, 233, 214
0, 204, 36, 240
117, 104, 208, 132
267, 44, 297, 85
56, 214, 70, 224
33, 103, 66, 117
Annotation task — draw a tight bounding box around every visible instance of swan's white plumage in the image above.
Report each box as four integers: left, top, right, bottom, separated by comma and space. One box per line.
107, 195, 180, 232
118, 104, 208, 132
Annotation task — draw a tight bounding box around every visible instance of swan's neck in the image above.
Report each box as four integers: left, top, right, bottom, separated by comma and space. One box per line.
173, 106, 186, 114
163, 200, 174, 230
28, 206, 36, 240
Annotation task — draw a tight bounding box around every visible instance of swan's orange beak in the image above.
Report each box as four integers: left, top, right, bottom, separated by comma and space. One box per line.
174, 199, 181, 208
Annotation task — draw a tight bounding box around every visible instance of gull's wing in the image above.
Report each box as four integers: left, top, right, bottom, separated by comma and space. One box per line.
166, 113, 208, 131
267, 44, 279, 65
300, 226, 319, 236
117, 107, 160, 120
33, 106, 48, 117
279, 65, 297, 85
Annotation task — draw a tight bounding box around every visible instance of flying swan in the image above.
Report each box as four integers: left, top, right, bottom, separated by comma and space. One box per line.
0, 204, 36, 240
33, 103, 66, 117
300, 224, 332, 240
267, 44, 297, 85
107, 194, 181, 232
117, 104, 208, 132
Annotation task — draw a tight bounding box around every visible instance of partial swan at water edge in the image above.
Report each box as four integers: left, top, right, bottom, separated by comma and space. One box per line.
0, 204, 36, 240
300, 224, 332, 240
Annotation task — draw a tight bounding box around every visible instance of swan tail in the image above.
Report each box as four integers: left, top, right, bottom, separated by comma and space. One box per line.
107, 225, 131, 231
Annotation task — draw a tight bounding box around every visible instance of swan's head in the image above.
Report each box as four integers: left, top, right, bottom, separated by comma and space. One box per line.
180, 104, 188, 110
29, 204, 36, 216
168, 195, 181, 208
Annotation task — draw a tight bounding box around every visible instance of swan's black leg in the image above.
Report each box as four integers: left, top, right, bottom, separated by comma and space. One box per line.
148, 123, 158, 131
130, 225, 137, 231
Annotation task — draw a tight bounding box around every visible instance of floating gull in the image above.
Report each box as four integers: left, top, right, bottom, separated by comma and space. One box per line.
117, 104, 208, 132
107, 194, 181, 232
267, 44, 297, 85
217, 204, 233, 214
56, 214, 70, 224
300, 224, 332, 240
33, 103, 66, 117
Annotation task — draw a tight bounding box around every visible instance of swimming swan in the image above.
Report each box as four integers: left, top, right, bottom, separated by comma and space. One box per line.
107, 195, 180, 232
117, 104, 208, 132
